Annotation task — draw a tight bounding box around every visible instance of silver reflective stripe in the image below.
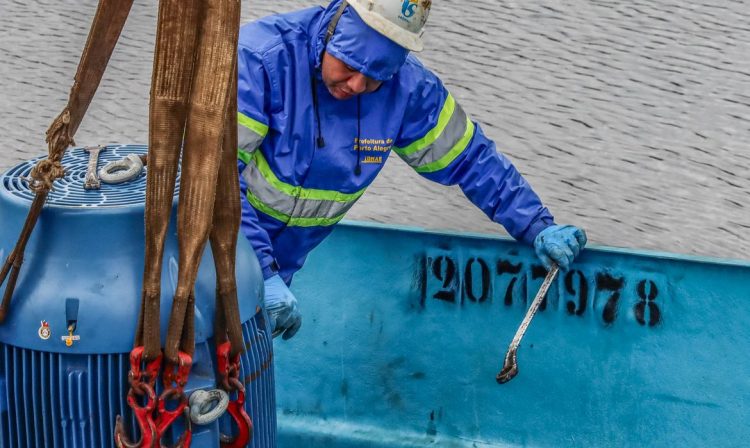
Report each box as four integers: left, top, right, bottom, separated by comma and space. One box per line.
398, 102, 469, 169
238, 124, 265, 154
241, 161, 358, 221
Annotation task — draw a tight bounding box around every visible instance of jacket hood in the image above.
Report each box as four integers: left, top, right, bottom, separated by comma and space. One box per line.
312, 0, 410, 82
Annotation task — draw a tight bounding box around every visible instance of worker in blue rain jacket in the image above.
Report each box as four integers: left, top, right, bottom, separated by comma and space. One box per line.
237, 0, 588, 339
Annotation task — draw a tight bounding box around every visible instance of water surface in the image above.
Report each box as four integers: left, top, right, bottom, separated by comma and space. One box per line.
1, 0, 748, 260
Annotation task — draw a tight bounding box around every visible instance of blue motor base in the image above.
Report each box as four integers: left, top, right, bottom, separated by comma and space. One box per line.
0, 146, 275, 447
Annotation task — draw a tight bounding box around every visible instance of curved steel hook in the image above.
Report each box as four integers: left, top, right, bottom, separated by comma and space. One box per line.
156, 351, 193, 447
155, 387, 192, 448
220, 378, 252, 448
114, 385, 158, 448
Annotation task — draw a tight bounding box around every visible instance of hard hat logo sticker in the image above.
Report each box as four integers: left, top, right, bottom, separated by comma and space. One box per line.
401, 0, 418, 18
38, 320, 51, 340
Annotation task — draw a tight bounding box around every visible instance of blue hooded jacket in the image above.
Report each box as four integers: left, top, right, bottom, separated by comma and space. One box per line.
237, 1, 555, 283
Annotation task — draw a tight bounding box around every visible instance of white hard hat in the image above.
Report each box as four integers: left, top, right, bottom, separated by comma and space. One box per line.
346, 0, 431, 52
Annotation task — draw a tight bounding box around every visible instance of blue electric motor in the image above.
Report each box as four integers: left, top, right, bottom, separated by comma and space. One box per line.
0, 145, 275, 447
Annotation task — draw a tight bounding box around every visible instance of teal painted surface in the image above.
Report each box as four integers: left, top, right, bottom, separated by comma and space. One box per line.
275, 221, 750, 447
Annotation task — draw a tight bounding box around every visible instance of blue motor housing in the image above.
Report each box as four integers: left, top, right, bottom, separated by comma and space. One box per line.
0, 145, 275, 447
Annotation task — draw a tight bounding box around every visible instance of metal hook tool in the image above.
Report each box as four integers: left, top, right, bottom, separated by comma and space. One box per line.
497, 265, 559, 384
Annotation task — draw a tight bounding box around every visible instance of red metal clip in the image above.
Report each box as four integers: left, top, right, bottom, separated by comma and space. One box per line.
162, 351, 192, 389
115, 346, 162, 448
128, 346, 163, 389
114, 385, 158, 448
216, 342, 234, 390
155, 351, 193, 448
217, 342, 253, 448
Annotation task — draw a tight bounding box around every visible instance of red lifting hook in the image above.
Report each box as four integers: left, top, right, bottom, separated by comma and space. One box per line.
115, 346, 162, 448
217, 342, 253, 448
156, 351, 193, 448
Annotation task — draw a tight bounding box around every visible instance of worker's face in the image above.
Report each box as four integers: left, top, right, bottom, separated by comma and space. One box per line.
321, 52, 382, 100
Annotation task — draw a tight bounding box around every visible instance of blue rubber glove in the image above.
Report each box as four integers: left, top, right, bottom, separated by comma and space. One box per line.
533, 225, 587, 271
263, 275, 302, 340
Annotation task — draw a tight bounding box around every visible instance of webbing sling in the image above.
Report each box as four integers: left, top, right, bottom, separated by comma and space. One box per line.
213, 62, 253, 445
0, 0, 135, 322
0, 0, 250, 446
114, 1, 251, 447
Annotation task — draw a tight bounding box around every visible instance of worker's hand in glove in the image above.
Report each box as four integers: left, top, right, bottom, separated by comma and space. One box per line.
533, 225, 587, 271
263, 275, 302, 340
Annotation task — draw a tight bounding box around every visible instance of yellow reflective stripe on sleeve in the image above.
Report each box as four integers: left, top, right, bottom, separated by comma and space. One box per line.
238, 111, 268, 158
237, 111, 269, 137
238, 149, 253, 165
394, 93, 475, 173
414, 118, 475, 173
393, 94, 456, 157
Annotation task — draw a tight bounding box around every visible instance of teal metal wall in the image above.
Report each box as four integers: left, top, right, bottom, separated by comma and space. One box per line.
275, 221, 750, 447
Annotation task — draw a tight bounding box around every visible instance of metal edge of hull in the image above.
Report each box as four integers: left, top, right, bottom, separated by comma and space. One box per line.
275, 220, 750, 447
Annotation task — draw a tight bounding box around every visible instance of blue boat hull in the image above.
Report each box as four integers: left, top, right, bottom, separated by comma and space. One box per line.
276, 221, 750, 447
2, 146, 747, 447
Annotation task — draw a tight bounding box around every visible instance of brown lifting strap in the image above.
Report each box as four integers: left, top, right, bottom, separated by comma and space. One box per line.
114, 0, 251, 446
0, 0, 250, 446
0, 0, 135, 322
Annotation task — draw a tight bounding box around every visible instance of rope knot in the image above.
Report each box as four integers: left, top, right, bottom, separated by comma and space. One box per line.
45, 108, 75, 157
27, 159, 65, 193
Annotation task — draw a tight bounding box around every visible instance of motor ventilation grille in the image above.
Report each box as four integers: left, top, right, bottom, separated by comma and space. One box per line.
0, 317, 274, 448
0, 145, 179, 208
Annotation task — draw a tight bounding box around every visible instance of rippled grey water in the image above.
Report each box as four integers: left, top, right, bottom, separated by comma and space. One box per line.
1, 0, 748, 260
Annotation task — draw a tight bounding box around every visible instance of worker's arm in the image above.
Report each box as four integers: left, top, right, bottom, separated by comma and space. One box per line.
237, 44, 278, 279
394, 66, 553, 245
394, 64, 586, 269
